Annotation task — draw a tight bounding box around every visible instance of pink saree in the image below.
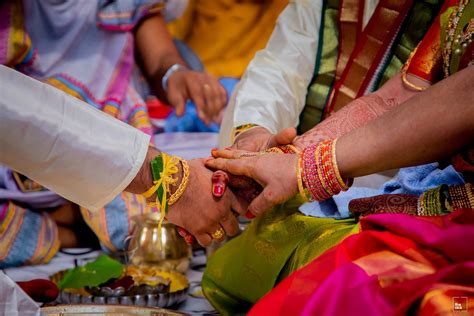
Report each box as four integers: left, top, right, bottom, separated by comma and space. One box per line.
249, 209, 474, 315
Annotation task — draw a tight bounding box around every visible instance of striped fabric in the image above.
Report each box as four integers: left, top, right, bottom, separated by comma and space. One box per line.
0, 0, 163, 267
0, 1, 34, 67
0, 202, 59, 268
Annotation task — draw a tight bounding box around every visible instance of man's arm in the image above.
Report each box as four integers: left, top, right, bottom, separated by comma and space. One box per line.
0, 66, 245, 245
0, 65, 149, 210
218, 0, 323, 148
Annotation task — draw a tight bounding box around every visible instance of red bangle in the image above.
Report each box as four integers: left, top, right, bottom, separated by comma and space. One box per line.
301, 139, 351, 201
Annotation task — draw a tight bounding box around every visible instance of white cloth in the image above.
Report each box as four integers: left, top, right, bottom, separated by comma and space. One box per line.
0, 66, 150, 210
219, 0, 378, 147
154, 132, 218, 160
219, 0, 322, 147
0, 272, 41, 316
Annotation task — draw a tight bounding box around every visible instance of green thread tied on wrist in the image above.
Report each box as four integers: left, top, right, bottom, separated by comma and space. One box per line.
150, 154, 167, 213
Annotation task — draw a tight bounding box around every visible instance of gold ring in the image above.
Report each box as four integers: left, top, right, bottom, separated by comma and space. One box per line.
211, 227, 225, 239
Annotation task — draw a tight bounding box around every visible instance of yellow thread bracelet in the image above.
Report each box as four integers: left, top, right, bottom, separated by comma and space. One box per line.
142, 153, 181, 231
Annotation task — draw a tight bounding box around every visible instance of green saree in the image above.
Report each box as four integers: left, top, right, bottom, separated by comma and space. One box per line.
202, 197, 357, 315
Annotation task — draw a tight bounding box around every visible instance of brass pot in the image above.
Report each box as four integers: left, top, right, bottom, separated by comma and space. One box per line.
127, 213, 191, 274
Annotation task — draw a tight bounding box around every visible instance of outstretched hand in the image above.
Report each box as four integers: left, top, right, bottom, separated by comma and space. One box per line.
166, 158, 248, 246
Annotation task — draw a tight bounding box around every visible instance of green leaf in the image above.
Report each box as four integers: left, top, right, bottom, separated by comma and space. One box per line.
58, 255, 124, 290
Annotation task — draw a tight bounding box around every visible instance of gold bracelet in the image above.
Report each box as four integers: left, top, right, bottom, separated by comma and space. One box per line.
232, 123, 260, 143
168, 159, 190, 206
401, 71, 428, 92
331, 139, 350, 191
297, 155, 310, 202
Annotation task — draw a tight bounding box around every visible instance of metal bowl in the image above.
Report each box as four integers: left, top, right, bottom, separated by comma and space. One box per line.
41, 304, 186, 315
50, 269, 188, 308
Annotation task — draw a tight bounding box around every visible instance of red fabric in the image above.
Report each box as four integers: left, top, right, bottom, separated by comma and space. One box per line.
249, 209, 474, 316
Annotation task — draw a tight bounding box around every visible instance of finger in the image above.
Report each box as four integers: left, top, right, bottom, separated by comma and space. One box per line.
219, 84, 227, 105
230, 192, 250, 216
213, 80, 227, 111
176, 226, 187, 237
187, 81, 208, 124
247, 188, 276, 216
206, 74, 226, 112
211, 148, 235, 159
213, 109, 225, 125
245, 211, 256, 219
176, 226, 195, 244
184, 234, 195, 245
195, 233, 213, 247
211, 170, 229, 197
220, 213, 240, 237
208, 225, 226, 242
167, 85, 187, 117
205, 158, 254, 178
173, 95, 186, 117
203, 82, 220, 120
268, 128, 297, 148
211, 148, 257, 159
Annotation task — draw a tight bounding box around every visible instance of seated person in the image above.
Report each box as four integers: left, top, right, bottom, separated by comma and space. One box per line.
162, 0, 288, 132
167, 0, 288, 78
206, 65, 474, 316
0, 0, 225, 268
201, 0, 474, 314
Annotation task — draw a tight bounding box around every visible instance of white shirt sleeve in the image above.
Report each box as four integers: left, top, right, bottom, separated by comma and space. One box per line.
0, 65, 150, 211
219, 0, 323, 147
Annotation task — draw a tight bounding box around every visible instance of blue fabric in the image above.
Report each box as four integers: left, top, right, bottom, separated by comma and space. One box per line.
97, 0, 164, 29
382, 163, 464, 195
299, 187, 380, 219
300, 163, 465, 219
1, 209, 42, 268
164, 78, 240, 133
103, 195, 130, 251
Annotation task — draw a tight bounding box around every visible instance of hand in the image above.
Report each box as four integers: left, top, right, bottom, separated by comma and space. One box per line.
212, 169, 263, 219
206, 151, 299, 217
177, 170, 233, 244
125, 148, 247, 246
211, 126, 295, 217
176, 168, 263, 243
233, 127, 297, 152
166, 158, 248, 246
167, 70, 227, 125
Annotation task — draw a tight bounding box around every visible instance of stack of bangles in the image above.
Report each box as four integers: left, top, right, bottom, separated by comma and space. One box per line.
297, 139, 352, 202
142, 152, 190, 229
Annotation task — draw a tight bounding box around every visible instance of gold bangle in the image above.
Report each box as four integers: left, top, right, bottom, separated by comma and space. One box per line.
168, 159, 190, 206
232, 124, 260, 143
401, 71, 427, 92
331, 139, 350, 191
297, 155, 310, 202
